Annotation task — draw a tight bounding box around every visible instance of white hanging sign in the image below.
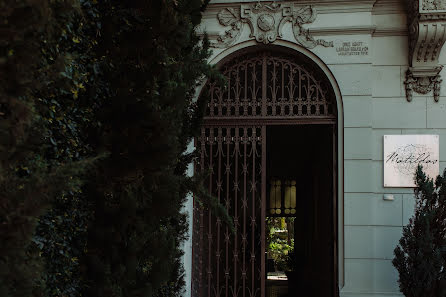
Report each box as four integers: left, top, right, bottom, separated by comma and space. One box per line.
384, 135, 439, 187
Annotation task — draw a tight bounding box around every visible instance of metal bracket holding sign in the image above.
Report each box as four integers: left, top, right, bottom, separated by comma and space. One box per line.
384, 135, 439, 187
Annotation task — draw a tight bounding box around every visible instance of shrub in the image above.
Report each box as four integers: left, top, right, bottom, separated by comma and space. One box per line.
0, 1, 95, 296
393, 165, 446, 297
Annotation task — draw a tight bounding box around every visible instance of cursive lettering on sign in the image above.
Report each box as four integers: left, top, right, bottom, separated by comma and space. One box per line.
385, 144, 438, 176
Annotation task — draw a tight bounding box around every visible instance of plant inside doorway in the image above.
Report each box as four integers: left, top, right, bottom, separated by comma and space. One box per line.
266, 217, 295, 277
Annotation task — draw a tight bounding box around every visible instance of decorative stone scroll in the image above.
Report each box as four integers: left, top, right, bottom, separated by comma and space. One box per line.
406, 0, 446, 102
211, 2, 333, 49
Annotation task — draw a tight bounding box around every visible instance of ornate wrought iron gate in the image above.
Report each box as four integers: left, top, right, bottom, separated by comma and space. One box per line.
194, 126, 265, 297
192, 50, 337, 297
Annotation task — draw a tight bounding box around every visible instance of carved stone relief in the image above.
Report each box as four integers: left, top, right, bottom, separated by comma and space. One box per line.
405, 0, 446, 102
211, 2, 333, 49
405, 70, 442, 102
422, 0, 446, 10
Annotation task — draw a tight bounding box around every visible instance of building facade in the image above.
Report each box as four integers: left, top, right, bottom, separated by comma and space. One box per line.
182, 1, 446, 297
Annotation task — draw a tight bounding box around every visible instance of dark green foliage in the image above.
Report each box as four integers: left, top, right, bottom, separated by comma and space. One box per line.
393, 165, 446, 297
32, 2, 103, 296
266, 217, 294, 272
81, 1, 223, 296
2, 0, 227, 296
34, 191, 93, 297
0, 1, 96, 296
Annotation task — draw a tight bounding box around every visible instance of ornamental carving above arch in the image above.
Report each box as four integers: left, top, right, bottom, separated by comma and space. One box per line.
211, 2, 333, 49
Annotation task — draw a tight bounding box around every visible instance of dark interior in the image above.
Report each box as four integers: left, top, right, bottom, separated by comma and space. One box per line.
266, 125, 336, 297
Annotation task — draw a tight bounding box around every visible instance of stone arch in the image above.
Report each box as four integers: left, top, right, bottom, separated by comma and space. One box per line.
189, 40, 345, 297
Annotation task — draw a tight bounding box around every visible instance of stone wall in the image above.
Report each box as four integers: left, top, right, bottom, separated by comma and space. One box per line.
183, 1, 446, 296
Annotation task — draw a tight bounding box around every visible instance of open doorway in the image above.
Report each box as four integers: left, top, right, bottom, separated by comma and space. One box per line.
266, 125, 336, 297
193, 48, 341, 297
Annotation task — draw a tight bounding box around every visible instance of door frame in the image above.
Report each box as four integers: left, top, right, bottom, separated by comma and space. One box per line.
191, 40, 344, 296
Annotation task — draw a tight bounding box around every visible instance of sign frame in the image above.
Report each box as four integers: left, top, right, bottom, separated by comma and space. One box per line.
383, 135, 440, 188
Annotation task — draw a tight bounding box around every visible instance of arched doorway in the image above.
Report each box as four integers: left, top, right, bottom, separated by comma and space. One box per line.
192, 46, 339, 297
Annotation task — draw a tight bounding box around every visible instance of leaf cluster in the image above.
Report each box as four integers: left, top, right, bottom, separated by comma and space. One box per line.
0, 1, 100, 296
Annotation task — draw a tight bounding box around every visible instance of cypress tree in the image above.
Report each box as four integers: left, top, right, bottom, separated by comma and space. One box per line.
2, 1, 229, 296
393, 165, 446, 297
81, 1, 225, 296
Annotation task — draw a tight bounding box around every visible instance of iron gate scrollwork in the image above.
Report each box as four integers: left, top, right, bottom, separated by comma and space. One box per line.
193, 126, 264, 297
203, 51, 336, 124
193, 50, 337, 297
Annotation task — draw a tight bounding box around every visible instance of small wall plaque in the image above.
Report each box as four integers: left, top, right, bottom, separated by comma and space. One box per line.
384, 135, 439, 187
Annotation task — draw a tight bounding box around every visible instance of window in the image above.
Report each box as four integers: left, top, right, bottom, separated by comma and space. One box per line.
268, 179, 297, 216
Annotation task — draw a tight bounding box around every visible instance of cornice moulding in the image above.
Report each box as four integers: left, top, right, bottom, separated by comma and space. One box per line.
310, 26, 407, 36
372, 27, 408, 36
201, 25, 383, 38
201, 25, 407, 37
310, 25, 408, 36
309, 26, 376, 35
372, 0, 405, 15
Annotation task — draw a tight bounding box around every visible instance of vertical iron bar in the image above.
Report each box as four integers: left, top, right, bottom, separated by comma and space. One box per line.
217, 128, 223, 297
261, 54, 267, 117
253, 61, 259, 116
218, 85, 223, 117
250, 127, 256, 296
260, 54, 267, 297
210, 85, 214, 117
208, 129, 214, 297
245, 64, 248, 102
298, 68, 302, 101
272, 59, 276, 103
228, 68, 231, 102
281, 61, 284, 100
199, 128, 206, 297
288, 65, 294, 102
242, 128, 247, 297
233, 128, 239, 297
235, 67, 240, 117
307, 72, 311, 99
261, 125, 266, 297
225, 128, 231, 297
298, 69, 302, 116
252, 62, 256, 102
